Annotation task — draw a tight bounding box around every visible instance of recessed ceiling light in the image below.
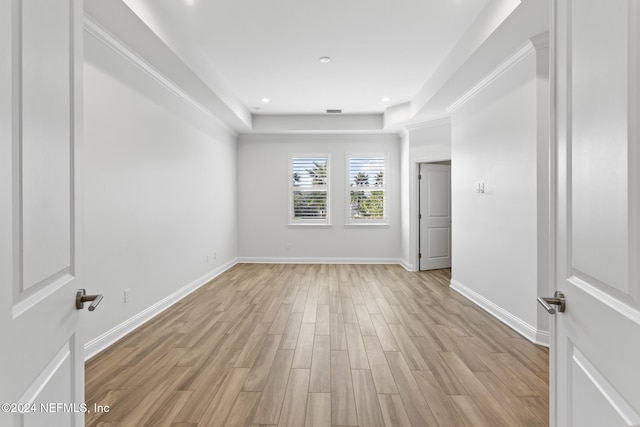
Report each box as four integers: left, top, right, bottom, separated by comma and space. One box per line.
261, 97, 270, 103
381, 97, 391, 102
319, 56, 331, 63
254, 107, 261, 111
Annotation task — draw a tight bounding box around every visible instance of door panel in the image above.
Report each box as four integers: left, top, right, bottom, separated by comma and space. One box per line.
1, 1, 84, 426
571, 345, 640, 427
553, 0, 640, 425
419, 164, 451, 270
21, 0, 72, 291
428, 228, 449, 258
19, 341, 77, 427
571, 0, 630, 293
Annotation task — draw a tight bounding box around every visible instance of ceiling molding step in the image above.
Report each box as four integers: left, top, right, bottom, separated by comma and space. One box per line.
239, 133, 399, 143
530, 31, 550, 50
404, 117, 452, 132
411, 0, 522, 117
446, 39, 536, 114
382, 102, 412, 130
84, 0, 251, 132
84, 15, 236, 134
250, 114, 387, 134
410, 0, 549, 123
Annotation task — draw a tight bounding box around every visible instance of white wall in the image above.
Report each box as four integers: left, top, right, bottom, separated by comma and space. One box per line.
408, 120, 452, 161
450, 42, 548, 343
237, 134, 400, 262
80, 31, 238, 356
399, 131, 411, 267
400, 120, 452, 270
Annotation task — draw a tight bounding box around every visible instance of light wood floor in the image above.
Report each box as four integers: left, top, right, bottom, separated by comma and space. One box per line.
85, 264, 549, 426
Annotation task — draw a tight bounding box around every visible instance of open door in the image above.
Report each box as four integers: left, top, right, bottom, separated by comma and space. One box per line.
419, 163, 452, 271
547, 0, 640, 425
0, 1, 89, 425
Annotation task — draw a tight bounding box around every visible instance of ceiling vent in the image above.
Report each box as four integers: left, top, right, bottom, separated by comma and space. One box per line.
326, 109, 342, 114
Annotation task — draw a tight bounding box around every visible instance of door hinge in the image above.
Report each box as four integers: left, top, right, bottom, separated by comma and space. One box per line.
419, 214, 422, 220
418, 253, 422, 258
418, 174, 422, 180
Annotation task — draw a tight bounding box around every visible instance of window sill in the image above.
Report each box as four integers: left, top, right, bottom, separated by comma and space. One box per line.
344, 223, 390, 229
288, 223, 333, 229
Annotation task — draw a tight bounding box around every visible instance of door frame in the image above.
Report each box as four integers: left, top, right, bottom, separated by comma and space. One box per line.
549, 2, 558, 423
417, 161, 452, 271
409, 156, 451, 272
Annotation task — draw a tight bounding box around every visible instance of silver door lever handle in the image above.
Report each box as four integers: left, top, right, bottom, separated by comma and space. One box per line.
76, 289, 103, 311
537, 291, 566, 314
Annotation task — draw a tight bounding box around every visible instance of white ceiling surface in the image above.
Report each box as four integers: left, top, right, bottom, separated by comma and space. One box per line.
122, 0, 492, 118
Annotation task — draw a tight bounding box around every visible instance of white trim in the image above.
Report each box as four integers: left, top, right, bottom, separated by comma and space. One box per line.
572, 347, 640, 425
531, 32, 550, 50
404, 117, 452, 132
18, 342, 70, 405
570, 274, 640, 327
84, 258, 238, 360
238, 257, 402, 265
536, 329, 550, 347
399, 259, 415, 272
343, 224, 390, 229
12, 271, 72, 319
447, 40, 537, 113
241, 133, 398, 142
450, 279, 550, 347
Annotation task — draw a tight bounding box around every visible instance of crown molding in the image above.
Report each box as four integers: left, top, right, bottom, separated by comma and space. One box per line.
404, 116, 452, 132
446, 39, 538, 114
530, 31, 550, 50
83, 14, 237, 135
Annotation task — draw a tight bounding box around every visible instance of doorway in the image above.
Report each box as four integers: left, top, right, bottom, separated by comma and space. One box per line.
418, 161, 451, 271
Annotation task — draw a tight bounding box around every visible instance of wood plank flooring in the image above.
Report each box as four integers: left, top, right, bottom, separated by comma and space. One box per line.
85, 264, 549, 426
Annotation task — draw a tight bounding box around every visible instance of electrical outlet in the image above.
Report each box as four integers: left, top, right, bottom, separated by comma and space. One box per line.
213, 251, 217, 260
286, 243, 292, 250
124, 289, 130, 303
207, 254, 210, 263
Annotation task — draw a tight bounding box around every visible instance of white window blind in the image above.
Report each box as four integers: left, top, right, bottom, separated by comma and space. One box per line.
290, 155, 329, 224
348, 155, 385, 223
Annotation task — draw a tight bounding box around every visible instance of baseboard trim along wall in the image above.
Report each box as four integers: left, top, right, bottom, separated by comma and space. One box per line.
399, 259, 415, 272
237, 257, 403, 265
450, 279, 550, 347
84, 258, 238, 360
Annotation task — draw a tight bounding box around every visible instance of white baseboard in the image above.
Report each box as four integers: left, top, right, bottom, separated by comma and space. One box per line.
237, 256, 402, 265
535, 329, 550, 347
450, 279, 549, 347
399, 259, 415, 272
84, 258, 238, 360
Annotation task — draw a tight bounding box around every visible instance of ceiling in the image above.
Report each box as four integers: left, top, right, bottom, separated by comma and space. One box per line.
122, 0, 493, 116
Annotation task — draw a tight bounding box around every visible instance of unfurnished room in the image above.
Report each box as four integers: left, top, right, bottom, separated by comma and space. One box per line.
1, 0, 639, 426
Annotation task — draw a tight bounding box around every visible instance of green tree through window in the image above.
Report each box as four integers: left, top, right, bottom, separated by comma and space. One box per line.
348, 156, 385, 222
290, 156, 329, 223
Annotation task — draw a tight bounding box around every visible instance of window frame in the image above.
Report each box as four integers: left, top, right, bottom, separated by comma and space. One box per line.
288, 153, 332, 227
345, 153, 388, 226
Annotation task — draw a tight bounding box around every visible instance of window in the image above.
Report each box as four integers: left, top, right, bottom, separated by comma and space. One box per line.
289, 155, 330, 225
347, 154, 386, 224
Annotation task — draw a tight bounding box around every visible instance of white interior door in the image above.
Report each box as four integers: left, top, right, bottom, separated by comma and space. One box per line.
551, 0, 640, 425
419, 163, 451, 270
0, 1, 86, 426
